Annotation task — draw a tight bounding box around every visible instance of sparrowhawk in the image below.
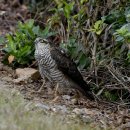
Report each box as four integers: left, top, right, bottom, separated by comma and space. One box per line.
34, 37, 94, 100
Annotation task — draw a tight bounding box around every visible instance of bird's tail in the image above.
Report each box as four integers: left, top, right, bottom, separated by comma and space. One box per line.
78, 80, 94, 100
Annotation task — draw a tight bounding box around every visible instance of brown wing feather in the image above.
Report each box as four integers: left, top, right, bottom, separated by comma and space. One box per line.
50, 46, 94, 100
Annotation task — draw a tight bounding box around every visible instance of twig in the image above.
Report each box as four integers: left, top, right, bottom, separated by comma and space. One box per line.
107, 65, 130, 92
103, 23, 114, 48
28, 61, 37, 68
91, 32, 98, 86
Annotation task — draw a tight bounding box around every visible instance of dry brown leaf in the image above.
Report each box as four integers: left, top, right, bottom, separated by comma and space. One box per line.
8, 55, 15, 64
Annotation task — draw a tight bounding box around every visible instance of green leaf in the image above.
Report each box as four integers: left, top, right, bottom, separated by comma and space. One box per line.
17, 46, 31, 57
116, 28, 128, 36
94, 20, 102, 30
63, 2, 74, 19
6, 35, 16, 52
96, 30, 102, 35
32, 26, 40, 35
27, 19, 34, 28
78, 53, 87, 69
80, 0, 88, 5
115, 36, 124, 42
0, 36, 5, 45
40, 25, 50, 37
125, 32, 130, 37
104, 91, 118, 101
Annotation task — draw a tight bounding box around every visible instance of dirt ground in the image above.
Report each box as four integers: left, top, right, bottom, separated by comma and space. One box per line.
1, 63, 130, 130
0, 1, 130, 130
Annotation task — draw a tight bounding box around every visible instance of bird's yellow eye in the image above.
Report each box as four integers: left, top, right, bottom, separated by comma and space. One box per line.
34, 38, 42, 44
34, 37, 49, 45
43, 39, 48, 43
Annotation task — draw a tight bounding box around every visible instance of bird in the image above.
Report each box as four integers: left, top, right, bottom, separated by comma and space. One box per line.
34, 37, 94, 100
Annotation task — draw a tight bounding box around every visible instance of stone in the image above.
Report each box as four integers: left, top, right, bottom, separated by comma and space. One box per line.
16, 68, 40, 79
14, 68, 41, 83
73, 108, 97, 116
71, 98, 78, 105
2, 76, 13, 82
62, 95, 71, 100
35, 103, 50, 111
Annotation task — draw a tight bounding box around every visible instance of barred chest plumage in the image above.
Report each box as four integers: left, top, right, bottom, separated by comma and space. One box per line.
35, 42, 70, 87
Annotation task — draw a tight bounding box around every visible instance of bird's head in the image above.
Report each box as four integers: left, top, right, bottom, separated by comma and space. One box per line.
34, 37, 49, 45
34, 37, 50, 58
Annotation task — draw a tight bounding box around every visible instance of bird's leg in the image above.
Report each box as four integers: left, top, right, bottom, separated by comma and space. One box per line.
37, 79, 46, 92
54, 83, 59, 96
29, 78, 46, 94
51, 83, 60, 103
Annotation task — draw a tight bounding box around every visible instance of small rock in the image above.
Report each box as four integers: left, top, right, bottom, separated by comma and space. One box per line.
35, 103, 50, 111
51, 105, 68, 114
16, 68, 40, 80
82, 115, 93, 123
73, 108, 94, 115
0, 11, 6, 16
51, 107, 57, 112
55, 105, 68, 113
16, 68, 40, 79
2, 76, 13, 82
71, 98, 78, 105
73, 108, 83, 115
62, 95, 71, 100
14, 68, 41, 83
